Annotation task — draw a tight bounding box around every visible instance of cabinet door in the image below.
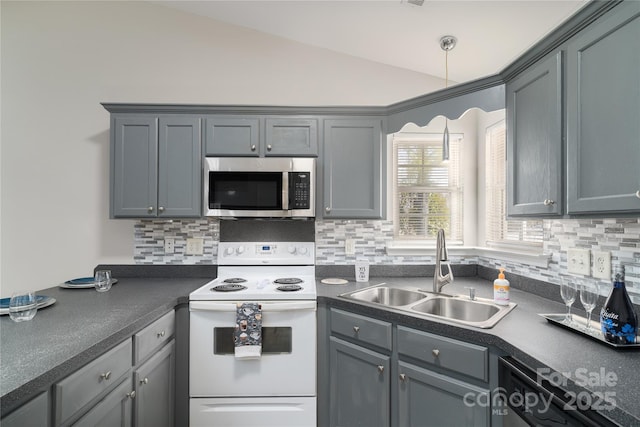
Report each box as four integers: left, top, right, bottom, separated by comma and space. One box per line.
204, 117, 260, 156
329, 337, 390, 427
134, 341, 175, 427
323, 118, 384, 218
265, 118, 318, 156
157, 117, 202, 217
397, 362, 489, 427
566, 3, 640, 214
506, 52, 563, 217
72, 379, 133, 427
1, 392, 49, 427
112, 116, 158, 217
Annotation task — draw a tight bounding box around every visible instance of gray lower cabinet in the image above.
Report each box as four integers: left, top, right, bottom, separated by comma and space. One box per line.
134, 341, 175, 427
322, 118, 384, 219
72, 379, 133, 427
566, 1, 640, 214
329, 337, 390, 427
325, 307, 493, 427
1, 391, 49, 427
45, 311, 176, 427
397, 362, 490, 427
111, 115, 201, 218
204, 116, 318, 157
506, 51, 562, 217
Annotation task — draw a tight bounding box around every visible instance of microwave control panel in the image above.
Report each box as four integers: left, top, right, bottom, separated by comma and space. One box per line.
289, 172, 311, 209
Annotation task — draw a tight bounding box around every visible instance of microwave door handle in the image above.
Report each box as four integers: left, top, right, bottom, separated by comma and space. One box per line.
282, 172, 289, 210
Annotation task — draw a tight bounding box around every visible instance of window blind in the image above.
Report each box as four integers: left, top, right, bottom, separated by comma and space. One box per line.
485, 121, 543, 247
394, 137, 463, 241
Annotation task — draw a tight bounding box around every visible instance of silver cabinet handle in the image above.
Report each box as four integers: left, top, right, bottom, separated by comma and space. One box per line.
251, 144, 257, 151
127, 391, 136, 399
158, 207, 165, 213
377, 365, 384, 374
543, 199, 555, 206
147, 206, 154, 213
432, 349, 440, 358
267, 144, 272, 151
157, 330, 166, 338
636, 190, 640, 199
353, 326, 360, 333
399, 374, 407, 382
325, 207, 331, 213
140, 377, 148, 385
100, 371, 111, 381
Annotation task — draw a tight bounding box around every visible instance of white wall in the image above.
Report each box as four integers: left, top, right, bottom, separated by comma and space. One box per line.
0, 1, 444, 295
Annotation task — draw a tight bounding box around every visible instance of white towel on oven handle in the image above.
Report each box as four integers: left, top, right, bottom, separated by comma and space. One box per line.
234, 302, 262, 359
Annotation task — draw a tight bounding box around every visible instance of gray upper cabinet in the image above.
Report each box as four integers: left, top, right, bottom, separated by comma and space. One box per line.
112, 115, 201, 218
566, 2, 640, 214
205, 116, 318, 157
204, 117, 260, 156
323, 118, 384, 219
506, 51, 563, 217
265, 118, 318, 156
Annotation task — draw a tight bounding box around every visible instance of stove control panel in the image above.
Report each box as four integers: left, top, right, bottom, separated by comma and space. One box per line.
218, 242, 315, 265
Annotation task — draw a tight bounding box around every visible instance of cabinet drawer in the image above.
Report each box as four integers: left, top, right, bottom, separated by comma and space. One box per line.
330, 308, 392, 351
134, 310, 175, 364
397, 326, 488, 382
55, 339, 132, 425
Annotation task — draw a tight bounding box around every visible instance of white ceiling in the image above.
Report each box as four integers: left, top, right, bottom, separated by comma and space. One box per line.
157, 0, 588, 84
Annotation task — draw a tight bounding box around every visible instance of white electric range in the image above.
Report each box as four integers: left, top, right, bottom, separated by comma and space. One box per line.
189, 241, 317, 427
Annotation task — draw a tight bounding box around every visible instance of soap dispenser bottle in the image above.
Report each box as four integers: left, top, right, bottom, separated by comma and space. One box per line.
494, 267, 510, 306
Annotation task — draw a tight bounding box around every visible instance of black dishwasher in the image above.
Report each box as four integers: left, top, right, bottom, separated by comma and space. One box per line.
498, 357, 619, 426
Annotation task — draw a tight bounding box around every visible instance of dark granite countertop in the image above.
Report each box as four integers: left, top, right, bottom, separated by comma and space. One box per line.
2, 268, 639, 425
0, 276, 209, 416
317, 276, 640, 426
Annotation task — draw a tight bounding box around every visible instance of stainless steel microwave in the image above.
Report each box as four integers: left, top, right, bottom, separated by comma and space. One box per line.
204, 157, 316, 218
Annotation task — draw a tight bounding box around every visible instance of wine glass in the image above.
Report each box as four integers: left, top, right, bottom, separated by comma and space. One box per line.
9, 291, 38, 322
579, 281, 599, 334
560, 280, 577, 325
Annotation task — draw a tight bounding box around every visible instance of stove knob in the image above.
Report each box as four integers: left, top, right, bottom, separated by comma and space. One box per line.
298, 247, 308, 255
236, 246, 245, 255
225, 247, 234, 256
288, 245, 297, 254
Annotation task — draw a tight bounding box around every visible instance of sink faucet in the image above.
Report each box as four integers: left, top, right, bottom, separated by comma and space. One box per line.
433, 229, 454, 293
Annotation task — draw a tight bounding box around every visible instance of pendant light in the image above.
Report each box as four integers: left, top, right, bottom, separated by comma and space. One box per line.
440, 35, 457, 162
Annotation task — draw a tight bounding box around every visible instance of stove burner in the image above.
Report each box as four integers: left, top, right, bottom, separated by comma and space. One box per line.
277, 284, 303, 292
223, 278, 247, 284
274, 277, 303, 285
212, 284, 247, 292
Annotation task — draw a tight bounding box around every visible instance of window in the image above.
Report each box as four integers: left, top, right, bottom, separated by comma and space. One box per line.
485, 120, 543, 248
393, 134, 463, 241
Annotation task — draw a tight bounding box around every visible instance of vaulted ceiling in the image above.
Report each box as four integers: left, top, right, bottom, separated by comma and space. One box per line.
158, 0, 588, 84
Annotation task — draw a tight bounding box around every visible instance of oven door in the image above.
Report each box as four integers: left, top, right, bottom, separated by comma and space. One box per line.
189, 300, 317, 397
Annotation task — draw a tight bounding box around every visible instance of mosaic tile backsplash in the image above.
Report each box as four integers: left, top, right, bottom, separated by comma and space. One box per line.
134, 217, 640, 302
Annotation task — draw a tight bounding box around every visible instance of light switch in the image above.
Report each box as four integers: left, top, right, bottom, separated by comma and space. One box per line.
186, 238, 204, 255
567, 248, 590, 276
345, 239, 356, 255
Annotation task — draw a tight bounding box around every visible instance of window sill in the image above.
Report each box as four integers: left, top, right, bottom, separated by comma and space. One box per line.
385, 242, 550, 268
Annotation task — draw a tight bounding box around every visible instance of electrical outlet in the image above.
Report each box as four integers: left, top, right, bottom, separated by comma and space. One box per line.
567, 248, 590, 275
593, 250, 611, 280
186, 238, 204, 255
164, 238, 175, 254
345, 239, 356, 255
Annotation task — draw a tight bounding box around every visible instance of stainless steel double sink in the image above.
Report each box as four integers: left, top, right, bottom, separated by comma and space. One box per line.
339, 284, 516, 328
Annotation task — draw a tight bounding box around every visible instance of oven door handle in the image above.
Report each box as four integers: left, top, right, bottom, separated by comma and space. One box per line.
190, 300, 316, 312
